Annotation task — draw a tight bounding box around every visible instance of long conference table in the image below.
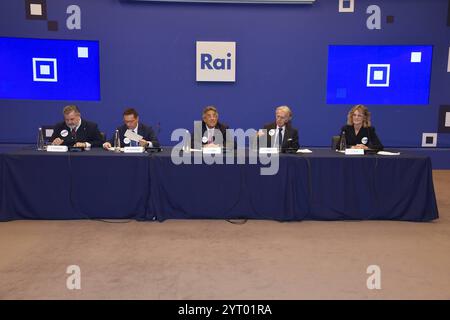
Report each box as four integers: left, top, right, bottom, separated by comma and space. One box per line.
0, 146, 439, 222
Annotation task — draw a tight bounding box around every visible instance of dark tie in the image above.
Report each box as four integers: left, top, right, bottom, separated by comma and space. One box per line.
71, 127, 76, 138
131, 130, 136, 146
278, 127, 283, 148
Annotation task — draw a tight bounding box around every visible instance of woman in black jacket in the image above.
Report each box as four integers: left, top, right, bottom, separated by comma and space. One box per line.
337, 104, 383, 151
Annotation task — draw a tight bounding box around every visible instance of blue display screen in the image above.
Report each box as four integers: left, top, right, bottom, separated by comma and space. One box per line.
326, 45, 432, 105
0, 37, 100, 100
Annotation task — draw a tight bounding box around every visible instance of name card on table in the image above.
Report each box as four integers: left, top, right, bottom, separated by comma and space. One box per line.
259, 147, 279, 154
202, 147, 222, 154
123, 146, 144, 153
345, 148, 364, 155
47, 145, 68, 152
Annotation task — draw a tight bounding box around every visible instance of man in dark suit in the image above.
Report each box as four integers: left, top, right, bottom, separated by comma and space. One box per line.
193, 105, 230, 148
259, 105, 300, 150
50, 105, 104, 148
103, 108, 160, 149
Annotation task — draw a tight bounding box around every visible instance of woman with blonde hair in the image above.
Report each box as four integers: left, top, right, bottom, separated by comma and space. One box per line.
337, 104, 383, 150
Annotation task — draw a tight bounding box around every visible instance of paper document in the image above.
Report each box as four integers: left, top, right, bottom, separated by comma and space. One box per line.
377, 151, 401, 156
297, 149, 313, 153
125, 129, 143, 142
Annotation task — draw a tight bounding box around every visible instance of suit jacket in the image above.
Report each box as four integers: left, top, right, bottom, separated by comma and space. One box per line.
192, 121, 230, 147
261, 122, 300, 150
50, 119, 104, 147
337, 125, 383, 150
109, 123, 160, 148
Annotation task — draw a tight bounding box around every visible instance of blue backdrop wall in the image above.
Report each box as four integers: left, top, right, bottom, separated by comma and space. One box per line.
0, 0, 449, 147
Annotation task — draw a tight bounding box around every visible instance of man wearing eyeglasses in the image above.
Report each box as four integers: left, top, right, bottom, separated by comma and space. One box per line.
103, 108, 160, 149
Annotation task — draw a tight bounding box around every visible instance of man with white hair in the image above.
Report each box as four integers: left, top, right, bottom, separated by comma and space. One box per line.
260, 105, 299, 150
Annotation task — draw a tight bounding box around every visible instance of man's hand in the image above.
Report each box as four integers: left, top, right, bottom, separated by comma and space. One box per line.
352, 144, 368, 150
74, 142, 87, 148
52, 138, 63, 145
139, 139, 148, 147
103, 142, 112, 149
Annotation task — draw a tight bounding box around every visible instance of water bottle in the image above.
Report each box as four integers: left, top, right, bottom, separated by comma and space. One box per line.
183, 130, 191, 152
339, 131, 347, 151
37, 127, 45, 151
113, 129, 121, 152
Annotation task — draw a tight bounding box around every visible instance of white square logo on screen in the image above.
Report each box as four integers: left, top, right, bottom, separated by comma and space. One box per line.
39, 65, 50, 75
411, 52, 422, 63
367, 64, 390, 87
373, 70, 384, 80
196, 41, 236, 82
78, 47, 89, 58
32, 58, 58, 82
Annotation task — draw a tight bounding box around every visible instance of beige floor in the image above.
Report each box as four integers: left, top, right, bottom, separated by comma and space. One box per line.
0, 171, 449, 300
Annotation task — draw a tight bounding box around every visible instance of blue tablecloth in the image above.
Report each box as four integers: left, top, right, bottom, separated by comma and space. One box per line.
0, 147, 150, 220
306, 151, 438, 221
0, 146, 439, 222
147, 150, 311, 220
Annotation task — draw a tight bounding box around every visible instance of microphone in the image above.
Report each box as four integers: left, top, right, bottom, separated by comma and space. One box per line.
284, 138, 296, 153
287, 138, 293, 147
